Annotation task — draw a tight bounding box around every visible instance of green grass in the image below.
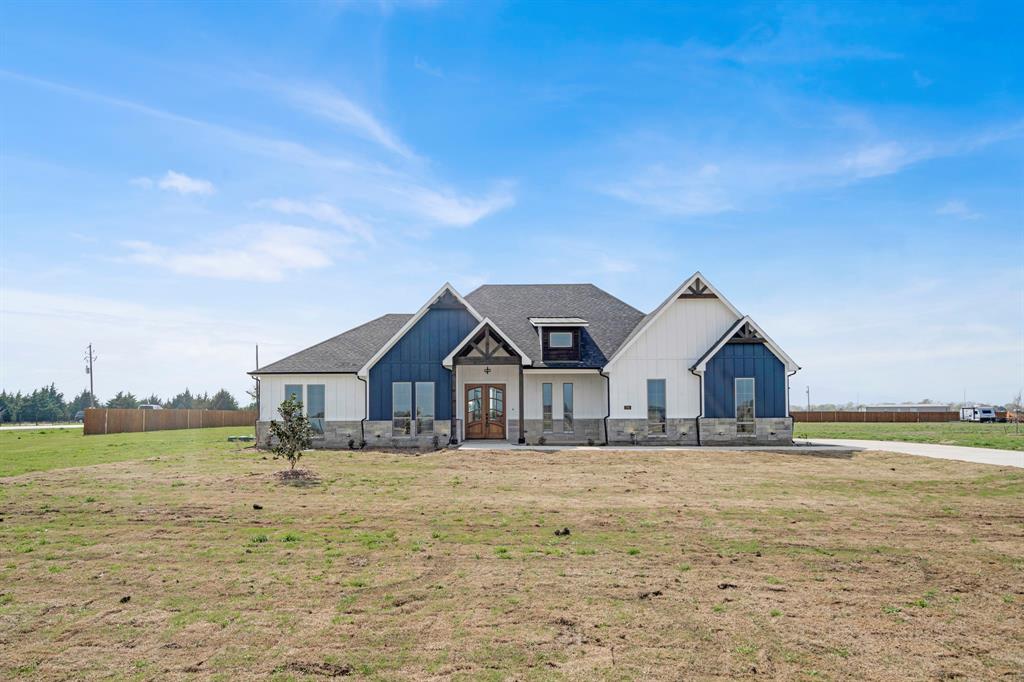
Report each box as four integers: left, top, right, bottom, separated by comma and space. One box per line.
1, 444, 1021, 679
794, 421, 1024, 451
0, 426, 254, 477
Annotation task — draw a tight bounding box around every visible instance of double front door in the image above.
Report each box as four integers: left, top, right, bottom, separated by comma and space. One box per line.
465, 384, 506, 439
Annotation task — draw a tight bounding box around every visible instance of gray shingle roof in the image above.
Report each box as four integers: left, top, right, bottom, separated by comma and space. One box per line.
251, 284, 649, 374
465, 284, 646, 368
251, 313, 412, 374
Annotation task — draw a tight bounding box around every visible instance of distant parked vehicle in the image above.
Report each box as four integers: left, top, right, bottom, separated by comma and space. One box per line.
960, 406, 996, 423
74, 410, 85, 422
138, 404, 163, 410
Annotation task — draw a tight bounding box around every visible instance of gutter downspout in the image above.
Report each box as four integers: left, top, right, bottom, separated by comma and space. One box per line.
356, 375, 368, 447
599, 369, 611, 446
517, 363, 525, 444
689, 368, 703, 446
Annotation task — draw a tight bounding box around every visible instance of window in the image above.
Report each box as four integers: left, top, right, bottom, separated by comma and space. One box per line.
392, 382, 412, 436
306, 384, 325, 436
562, 383, 574, 433
549, 331, 573, 348
647, 379, 666, 434
542, 382, 553, 432
543, 328, 580, 361
415, 382, 435, 435
284, 384, 303, 406
735, 378, 755, 435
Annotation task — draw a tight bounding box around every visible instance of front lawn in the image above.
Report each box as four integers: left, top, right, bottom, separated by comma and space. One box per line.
0, 426, 254, 477
1, 444, 1021, 679
794, 420, 1024, 451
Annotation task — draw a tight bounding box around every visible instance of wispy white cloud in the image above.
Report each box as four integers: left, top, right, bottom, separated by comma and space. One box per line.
600, 122, 1023, 216
913, 70, 934, 88
131, 170, 215, 195
259, 77, 415, 159
677, 21, 902, 66
2, 70, 514, 229
413, 56, 444, 78
255, 198, 375, 242
160, 170, 215, 195
121, 224, 342, 282
602, 163, 733, 216
936, 200, 982, 220
401, 182, 516, 227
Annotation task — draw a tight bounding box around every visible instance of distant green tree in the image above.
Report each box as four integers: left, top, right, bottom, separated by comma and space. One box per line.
167, 389, 195, 409
67, 390, 101, 416
106, 391, 140, 409
141, 394, 163, 407
0, 391, 25, 423
266, 395, 312, 470
193, 392, 212, 410
208, 389, 239, 411
23, 384, 66, 422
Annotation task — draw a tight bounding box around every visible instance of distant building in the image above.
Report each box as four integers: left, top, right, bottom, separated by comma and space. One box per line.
860, 404, 954, 413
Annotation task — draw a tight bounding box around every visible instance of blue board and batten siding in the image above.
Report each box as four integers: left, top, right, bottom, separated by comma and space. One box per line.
368, 304, 477, 420
704, 343, 787, 418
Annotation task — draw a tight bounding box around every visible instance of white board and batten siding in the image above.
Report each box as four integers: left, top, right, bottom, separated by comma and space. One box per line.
523, 372, 606, 420
607, 298, 739, 419
258, 374, 364, 422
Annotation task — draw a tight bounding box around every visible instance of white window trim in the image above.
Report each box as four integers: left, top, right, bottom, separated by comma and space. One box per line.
562, 382, 574, 433
415, 381, 435, 435
647, 378, 667, 436
305, 383, 326, 438
548, 331, 574, 348
392, 381, 413, 436
735, 377, 756, 436
283, 384, 304, 410
542, 382, 553, 433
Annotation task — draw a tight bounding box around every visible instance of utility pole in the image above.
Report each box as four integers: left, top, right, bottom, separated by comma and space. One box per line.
84, 344, 98, 407
255, 343, 261, 417
806, 386, 811, 412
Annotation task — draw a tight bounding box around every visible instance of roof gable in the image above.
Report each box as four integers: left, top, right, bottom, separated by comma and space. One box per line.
442, 318, 533, 368
605, 272, 742, 368
357, 283, 483, 376
690, 315, 800, 373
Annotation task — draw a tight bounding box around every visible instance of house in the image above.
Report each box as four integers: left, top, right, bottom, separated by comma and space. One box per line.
250, 272, 799, 448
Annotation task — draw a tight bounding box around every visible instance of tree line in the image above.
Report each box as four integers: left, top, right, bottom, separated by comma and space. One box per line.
0, 385, 254, 423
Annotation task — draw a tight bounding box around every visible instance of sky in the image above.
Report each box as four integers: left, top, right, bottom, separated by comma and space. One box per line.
1, 0, 1022, 407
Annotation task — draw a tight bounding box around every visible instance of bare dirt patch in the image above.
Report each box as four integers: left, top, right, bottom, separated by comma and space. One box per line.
1, 447, 1022, 679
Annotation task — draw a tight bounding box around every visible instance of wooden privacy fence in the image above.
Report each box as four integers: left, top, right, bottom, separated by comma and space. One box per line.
84, 408, 256, 435
792, 411, 960, 423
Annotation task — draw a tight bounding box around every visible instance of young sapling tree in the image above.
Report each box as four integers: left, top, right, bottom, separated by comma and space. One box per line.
266, 395, 313, 470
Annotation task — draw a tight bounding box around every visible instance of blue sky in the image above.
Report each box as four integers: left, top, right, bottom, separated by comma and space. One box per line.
1, 1, 1021, 405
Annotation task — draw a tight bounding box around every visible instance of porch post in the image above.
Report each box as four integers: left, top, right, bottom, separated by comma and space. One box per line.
450, 363, 458, 445
518, 362, 525, 444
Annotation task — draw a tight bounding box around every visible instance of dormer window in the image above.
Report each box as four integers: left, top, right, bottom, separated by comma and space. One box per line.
548, 331, 573, 348
542, 327, 580, 361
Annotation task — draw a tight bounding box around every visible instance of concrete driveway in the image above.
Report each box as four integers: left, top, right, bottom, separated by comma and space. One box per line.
797, 438, 1024, 468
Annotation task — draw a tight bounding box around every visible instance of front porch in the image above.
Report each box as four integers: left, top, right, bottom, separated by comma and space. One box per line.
445, 320, 608, 445
448, 322, 525, 444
